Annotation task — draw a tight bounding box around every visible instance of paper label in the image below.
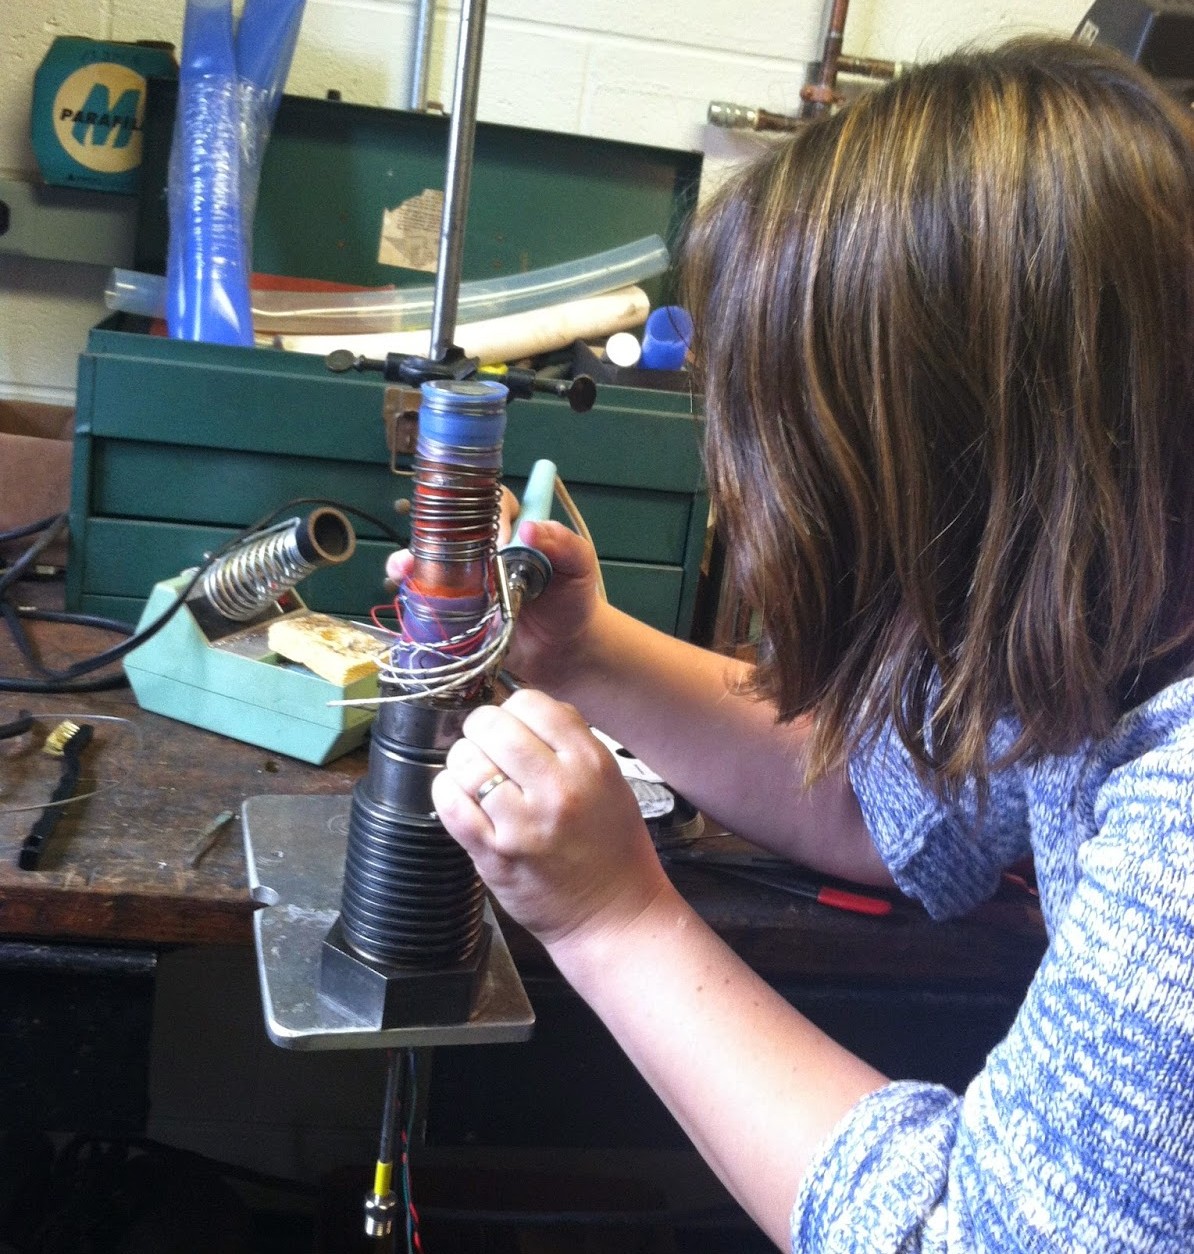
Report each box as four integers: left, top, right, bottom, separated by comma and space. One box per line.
378, 188, 443, 272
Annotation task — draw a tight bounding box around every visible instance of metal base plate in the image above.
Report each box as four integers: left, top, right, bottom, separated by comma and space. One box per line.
243, 794, 535, 1050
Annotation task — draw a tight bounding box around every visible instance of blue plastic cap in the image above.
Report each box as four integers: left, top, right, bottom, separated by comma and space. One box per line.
640, 305, 693, 371
416, 378, 508, 457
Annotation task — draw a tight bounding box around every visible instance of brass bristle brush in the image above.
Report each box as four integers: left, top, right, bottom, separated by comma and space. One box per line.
18, 720, 94, 870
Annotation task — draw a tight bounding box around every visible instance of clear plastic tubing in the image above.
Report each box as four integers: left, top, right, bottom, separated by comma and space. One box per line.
106, 234, 670, 335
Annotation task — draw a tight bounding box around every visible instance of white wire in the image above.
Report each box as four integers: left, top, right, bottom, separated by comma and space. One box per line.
329, 618, 513, 707
0, 712, 143, 816
329, 469, 595, 708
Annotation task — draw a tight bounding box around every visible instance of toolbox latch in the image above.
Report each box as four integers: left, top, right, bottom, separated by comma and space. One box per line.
382, 386, 421, 473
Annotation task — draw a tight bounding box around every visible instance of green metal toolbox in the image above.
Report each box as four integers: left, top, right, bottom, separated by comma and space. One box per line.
68, 322, 707, 633
67, 87, 709, 636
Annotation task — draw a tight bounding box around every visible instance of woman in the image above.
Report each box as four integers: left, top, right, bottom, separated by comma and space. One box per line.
406, 37, 1194, 1251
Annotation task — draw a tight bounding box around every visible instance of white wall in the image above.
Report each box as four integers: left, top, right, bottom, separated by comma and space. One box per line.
0, 0, 1090, 403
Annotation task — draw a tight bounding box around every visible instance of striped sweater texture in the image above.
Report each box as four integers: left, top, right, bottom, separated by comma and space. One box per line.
791, 676, 1194, 1252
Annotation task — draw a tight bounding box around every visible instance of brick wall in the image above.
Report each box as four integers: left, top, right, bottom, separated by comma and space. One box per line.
0, 0, 1090, 401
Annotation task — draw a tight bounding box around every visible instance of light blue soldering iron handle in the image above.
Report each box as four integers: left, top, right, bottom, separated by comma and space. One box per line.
497, 458, 557, 602
516, 459, 558, 527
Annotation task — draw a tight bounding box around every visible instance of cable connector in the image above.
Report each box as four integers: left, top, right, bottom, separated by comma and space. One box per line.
364, 1184, 398, 1238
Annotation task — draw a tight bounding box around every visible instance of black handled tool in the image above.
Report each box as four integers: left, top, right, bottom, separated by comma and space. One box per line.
19, 720, 94, 870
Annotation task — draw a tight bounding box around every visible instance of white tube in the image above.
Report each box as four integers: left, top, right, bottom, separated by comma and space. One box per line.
105, 234, 670, 335
271, 284, 650, 365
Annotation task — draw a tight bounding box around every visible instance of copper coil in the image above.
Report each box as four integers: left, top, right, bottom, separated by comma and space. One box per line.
407, 457, 502, 597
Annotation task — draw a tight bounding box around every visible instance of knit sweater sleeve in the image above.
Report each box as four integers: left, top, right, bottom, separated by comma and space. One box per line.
791, 694, 1194, 1253
845, 718, 1031, 920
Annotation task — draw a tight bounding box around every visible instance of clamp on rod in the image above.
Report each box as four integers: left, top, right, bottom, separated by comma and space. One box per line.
326, 349, 596, 414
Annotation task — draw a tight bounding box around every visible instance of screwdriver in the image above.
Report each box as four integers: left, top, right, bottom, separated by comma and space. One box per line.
662, 849, 894, 917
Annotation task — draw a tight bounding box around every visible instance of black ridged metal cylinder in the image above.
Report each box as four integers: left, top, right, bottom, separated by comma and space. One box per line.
337, 697, 487, 968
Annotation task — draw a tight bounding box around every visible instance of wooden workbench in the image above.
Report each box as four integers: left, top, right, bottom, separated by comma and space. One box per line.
0, 584, 1046, 992
0, 580, 1053, 1138
0, 596, 362, 946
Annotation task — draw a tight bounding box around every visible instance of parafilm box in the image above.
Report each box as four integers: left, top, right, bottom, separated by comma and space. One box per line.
31, 37, 176, 195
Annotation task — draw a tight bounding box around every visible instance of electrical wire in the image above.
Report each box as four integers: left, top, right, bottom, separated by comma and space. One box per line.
551, 471, 606, 602
331, 591, 513, 708
0, 514, 135, 692
401, 1049, 423, 1254
0, 514, 69, 597
0, 601, 129, 680
331, 470, 597, 709
0, 499, 404, 695
374, 1048, 401, 1198
0, 514, 63, 545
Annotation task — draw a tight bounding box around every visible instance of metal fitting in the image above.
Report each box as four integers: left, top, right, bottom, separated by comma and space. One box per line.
364, 1190, 398, 1238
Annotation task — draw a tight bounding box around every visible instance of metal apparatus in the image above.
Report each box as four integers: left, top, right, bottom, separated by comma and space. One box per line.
242, 383, 552, 1042
320, 378, 539, 1028
240, 367, 548, 1252
239, 0, 571, 1237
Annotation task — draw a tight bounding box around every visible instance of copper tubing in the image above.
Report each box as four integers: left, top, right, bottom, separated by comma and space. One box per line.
838, 53, 898, 80
802, 0, 851, 116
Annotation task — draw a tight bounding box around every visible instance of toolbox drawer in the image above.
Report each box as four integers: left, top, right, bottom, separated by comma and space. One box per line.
76, 519, 689, 636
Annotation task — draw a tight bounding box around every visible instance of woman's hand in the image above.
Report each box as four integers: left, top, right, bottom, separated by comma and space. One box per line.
385, 487, 607, 694
431, 687, 672, 950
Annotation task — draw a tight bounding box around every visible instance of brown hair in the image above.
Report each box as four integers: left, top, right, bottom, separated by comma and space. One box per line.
682, 37, 1194, 790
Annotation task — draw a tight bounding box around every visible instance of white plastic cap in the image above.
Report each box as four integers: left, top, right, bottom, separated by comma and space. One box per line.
604, 330, 642, 368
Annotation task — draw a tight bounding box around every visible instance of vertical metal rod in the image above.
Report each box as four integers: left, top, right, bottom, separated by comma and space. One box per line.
430, 0, 489, 361
363, 1049, 402, 1237
378, 1049, 402, 1165
409, 0, 435, 111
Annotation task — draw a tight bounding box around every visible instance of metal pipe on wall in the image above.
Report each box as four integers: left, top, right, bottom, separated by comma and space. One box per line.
707, 2, 899, 135
802, 0, 851, 116
409, 0, 435, 110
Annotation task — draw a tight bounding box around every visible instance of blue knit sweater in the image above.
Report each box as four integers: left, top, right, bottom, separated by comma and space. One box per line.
791, 676, 1194, 1252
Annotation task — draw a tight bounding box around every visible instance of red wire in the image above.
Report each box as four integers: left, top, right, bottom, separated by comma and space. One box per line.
401, 1128, 424, 1253
397, 565, 500, 656
370, 602, 402, 633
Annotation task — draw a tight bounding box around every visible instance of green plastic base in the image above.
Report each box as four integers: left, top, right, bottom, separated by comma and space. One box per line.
124, 576, 376, 765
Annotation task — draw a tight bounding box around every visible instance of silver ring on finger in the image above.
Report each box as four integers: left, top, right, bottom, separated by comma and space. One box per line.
475, 771, 511, 804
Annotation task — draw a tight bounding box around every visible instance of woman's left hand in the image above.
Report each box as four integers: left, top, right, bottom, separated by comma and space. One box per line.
432, 688, 671, 950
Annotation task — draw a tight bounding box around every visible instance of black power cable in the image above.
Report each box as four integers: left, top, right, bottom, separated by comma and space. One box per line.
0, 513, 64, 545
0, 501, 405, 696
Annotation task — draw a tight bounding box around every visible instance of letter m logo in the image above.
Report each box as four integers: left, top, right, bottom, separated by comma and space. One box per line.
72, 83, 139, 148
